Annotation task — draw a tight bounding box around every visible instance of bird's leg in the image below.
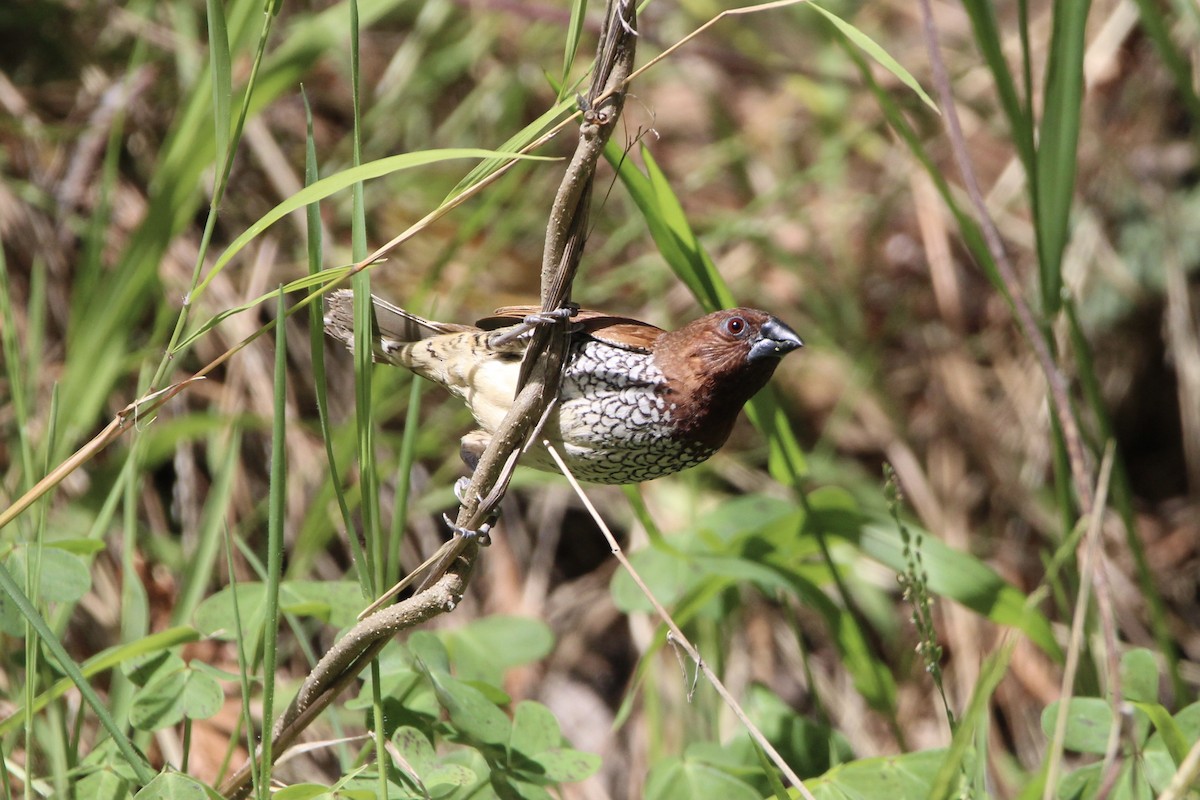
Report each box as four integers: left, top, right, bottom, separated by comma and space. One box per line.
488, 303, 580, 347
454, 431, 504, 543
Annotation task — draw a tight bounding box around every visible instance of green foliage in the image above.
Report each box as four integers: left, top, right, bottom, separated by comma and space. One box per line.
128, 659, 223, 732
335, 630, 598, 798
131, 772, 213, 800
1041, 649, 1200, 799
3, 0, 1198, 797
193, 581, 367, 639
806, 749, 952, 799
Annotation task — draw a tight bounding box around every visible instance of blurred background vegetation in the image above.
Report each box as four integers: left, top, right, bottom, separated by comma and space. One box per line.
1, 0, 1199, 797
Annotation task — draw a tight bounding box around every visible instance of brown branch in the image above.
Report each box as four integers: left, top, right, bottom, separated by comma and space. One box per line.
220, 3, 639, 795
218, 563, 473, 800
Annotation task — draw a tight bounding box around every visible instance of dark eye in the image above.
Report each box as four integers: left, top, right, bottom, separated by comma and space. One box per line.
724, 316, 747, 337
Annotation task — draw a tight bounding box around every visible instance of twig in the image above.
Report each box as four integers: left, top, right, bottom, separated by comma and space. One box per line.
1042, 443, 1115, 800
219, 3, 639, 795
1158, 734, 1200, 800
415, 0, 639, 589
543, 442, 816, 799
218, 564, 472, 800
916, 0, 1093, 513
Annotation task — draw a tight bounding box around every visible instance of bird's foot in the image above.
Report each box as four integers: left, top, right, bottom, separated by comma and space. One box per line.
453, 476, 473, 505
442, 513, 493, 546
489, 303, 580, 346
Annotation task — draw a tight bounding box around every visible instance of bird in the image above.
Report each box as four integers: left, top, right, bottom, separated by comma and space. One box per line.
324, 290, 803, 485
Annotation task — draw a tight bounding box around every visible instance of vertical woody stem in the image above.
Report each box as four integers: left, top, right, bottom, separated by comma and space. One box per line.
221, 4, 638, 796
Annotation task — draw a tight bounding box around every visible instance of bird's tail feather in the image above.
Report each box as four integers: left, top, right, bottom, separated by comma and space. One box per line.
324, 290, 474, 358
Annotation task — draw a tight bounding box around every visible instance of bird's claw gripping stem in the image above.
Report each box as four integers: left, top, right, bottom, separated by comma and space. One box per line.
489, 303, 580, 346
442, 513, 492, 546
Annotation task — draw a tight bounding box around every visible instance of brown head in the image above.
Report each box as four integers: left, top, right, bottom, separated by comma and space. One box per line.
652, 308, 803, 449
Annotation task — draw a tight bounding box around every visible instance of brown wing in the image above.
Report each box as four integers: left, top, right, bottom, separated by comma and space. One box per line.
476, 306, 665, 353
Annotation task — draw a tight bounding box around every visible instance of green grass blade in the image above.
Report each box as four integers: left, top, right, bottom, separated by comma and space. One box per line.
928, 636, 1016, 799
205, 0, 232, 167
0, 627, 201, 737
560, 0, 589, 98
0, 247, 36, 503
1129, 0, 1200, 125
837, 36, 1007, 301
959, 0, 1035, 173
608, 139, 808, 483
807, 3, 937, 112
57, 0, 412, 457
189, 149, 549, 304
172, 427, 242, 626
114, 430, 149, 731
302, 90, 364, 596
0, 561, 154, 784
224, 525, 261, 799
449, 98, 575, 199
175, 267, 352, 351
606, 140, 733, 310
258, 287, 289, 790
348, 0, 381, 599
1034, 0, 1091, 312
388, 380, 423, 588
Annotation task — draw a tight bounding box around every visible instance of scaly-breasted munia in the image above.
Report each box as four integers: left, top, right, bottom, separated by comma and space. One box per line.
324, 290, 802, 484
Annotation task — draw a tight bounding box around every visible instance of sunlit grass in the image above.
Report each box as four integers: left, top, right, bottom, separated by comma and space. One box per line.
1, 0, 1198, 797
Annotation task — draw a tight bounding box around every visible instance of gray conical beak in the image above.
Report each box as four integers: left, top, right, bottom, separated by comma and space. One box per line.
748, 316, 804, 363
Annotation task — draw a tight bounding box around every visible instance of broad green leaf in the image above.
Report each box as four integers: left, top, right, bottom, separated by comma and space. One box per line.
721, 685, 855, 778
124, 651, 186, 688
409, 630, 452, 675
509, 701, 561, 759
193, 580, 364, 638
132, 771, 209, 800
694, 494, 802, 548
0, 626, 201, 737
74, 768, 131, 800
610, 546, 701, 611
424, 764, 476, 795
393, 726, 437, 773
809, 750, 946, 799
425, 671, 511, 747
645, 757, 760, 800
129, 664, 223, 730
440, 615, 555, 683
273, 785, 337, 800
1041, 698, 1151, 755
7, 545, 91, 604
38, 537, 107, 556
1120, 647, 1159, 704
810, 486, 1060, 657
529, 747, 601, 784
